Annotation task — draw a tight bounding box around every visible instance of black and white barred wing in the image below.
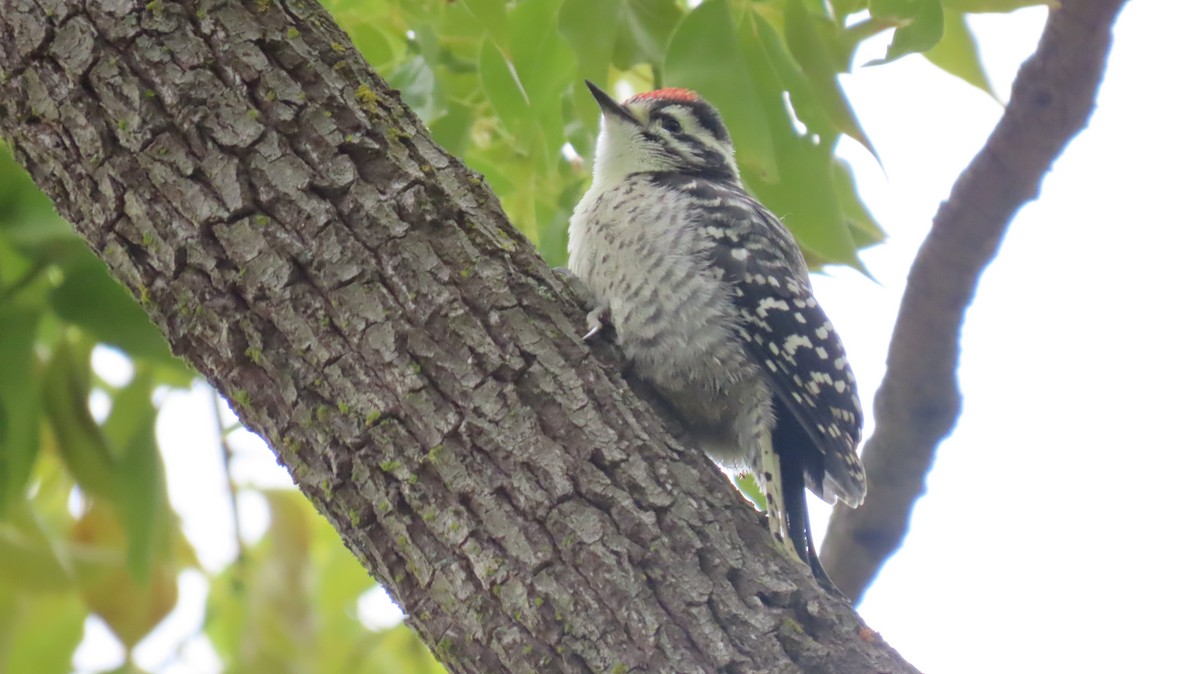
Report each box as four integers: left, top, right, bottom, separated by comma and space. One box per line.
706, 192, 866, 506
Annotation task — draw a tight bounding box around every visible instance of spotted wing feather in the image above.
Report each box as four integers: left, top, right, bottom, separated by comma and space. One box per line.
673, 176, 866, 506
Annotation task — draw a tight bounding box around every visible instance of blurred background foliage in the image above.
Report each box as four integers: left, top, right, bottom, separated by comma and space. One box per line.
0, 0, 1043, 671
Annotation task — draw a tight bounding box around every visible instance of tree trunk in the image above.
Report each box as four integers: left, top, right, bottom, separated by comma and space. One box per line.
0, 0, 916, 671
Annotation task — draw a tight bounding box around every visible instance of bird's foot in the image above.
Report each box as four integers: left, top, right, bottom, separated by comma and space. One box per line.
584, 305, 610, 341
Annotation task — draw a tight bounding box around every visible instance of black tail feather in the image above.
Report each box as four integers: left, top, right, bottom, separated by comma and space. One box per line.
773, 395, 836, 589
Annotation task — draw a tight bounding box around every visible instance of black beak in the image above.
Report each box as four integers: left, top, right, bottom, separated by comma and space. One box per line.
585, 80, 641, 127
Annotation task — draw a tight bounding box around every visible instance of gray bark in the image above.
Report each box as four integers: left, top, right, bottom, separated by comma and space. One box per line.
0, 0, 917, 671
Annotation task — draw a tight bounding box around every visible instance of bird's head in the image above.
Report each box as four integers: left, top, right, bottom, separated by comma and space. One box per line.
585, 80, 739, 190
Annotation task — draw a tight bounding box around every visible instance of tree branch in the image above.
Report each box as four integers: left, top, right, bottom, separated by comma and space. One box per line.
821, 0, 1129, 602
0, 0, 917, 670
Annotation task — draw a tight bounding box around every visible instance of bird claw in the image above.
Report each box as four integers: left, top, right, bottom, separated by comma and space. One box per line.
553, 267, 609, 341
584, 306, 609, 341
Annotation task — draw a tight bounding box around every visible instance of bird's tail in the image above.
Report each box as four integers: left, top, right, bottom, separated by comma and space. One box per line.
773, 404, 835, 587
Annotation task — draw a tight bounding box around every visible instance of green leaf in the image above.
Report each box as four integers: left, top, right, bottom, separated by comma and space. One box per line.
409, 22, 442, 75
559, 0, 621, 133
794, 0, 834, 20
461, 0, 509, 47
428, 99, 474, 157
147, 356, 197, 390
869, 0, 920, 19
666, 0, 779, 182
107, 370, 170, 581
0, 306, 41, 517
208, 491, 318, 672
559, 0, 683, 140
539, 166, 585, 267
613, 0, 684, 71
41, 339, 119, 501
391, 55, 441, 122
50, 255, 176, 364
832, 158, 885, 252
830, 0, 868, 23
385, 626, 447, 674
0, 148, 74, 247
204, 490, 445, 673
311, 502, 382, 673
70, 501, 178, 648
465, 147, 519, 198
923, 8, 996, 97
0, 582, 87, 674
942, 0, 1048, 11
743, 13, 862, 266
0, 500, 74, 592
783, 0, 877, 157
735, 473, 766, 511
870, 0, 945, 64
559, 0, 620, 83
474, 0, 575, 236
101, 369, 153, 459
479, 40, 533, 149
890, 0, 944, 58
508, 0, 575, 158
203, 556, 249, 667
343, 20, 400, 73
0, 233, 33, 291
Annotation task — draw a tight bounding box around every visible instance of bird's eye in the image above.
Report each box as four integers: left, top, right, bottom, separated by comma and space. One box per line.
660, 116, 683, 133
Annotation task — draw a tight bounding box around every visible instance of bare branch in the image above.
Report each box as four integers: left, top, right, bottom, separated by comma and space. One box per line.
822, 0, 1129, 602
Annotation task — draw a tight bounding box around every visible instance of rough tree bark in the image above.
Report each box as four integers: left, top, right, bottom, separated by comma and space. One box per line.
821, 0, 1129, 602
0, 0, 916, 672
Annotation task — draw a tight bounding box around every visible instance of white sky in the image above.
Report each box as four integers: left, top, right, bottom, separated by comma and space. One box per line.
79, 2, 1200, 672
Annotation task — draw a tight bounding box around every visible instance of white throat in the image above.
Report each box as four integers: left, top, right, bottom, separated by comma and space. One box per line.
590, 117, 671, 193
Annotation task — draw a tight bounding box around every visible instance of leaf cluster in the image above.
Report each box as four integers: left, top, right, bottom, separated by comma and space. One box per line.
341, 0, 1040, 270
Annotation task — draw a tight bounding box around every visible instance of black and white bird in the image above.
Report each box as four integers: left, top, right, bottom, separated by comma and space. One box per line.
567, 81, 866, 583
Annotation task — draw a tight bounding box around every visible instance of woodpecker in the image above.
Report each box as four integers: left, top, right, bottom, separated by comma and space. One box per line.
567, 81, 866, 583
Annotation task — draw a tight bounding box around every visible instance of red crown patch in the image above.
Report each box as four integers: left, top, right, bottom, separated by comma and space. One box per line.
626, 87, 700, 105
